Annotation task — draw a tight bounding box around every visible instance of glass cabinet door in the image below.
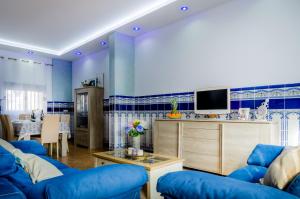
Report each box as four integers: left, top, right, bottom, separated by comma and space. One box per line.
76, 92, 88, 128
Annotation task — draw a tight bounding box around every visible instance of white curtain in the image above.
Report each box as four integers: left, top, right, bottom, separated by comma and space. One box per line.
0, 58, 52, 119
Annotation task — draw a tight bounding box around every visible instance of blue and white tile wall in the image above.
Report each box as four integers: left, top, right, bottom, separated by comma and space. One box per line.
104, 83, 300, 151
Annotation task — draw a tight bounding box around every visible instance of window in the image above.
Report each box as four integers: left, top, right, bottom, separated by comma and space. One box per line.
5, 89, 44, 112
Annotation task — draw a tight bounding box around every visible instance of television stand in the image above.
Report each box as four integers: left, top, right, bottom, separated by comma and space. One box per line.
154, 119, 279, 175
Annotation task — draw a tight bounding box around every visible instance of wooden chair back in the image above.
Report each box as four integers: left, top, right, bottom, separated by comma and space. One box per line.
1, 115, 15, 141
41, 115, 60, 144
60, 114, 70, 125
19, 114, 31, 120
0, 115, 6, 140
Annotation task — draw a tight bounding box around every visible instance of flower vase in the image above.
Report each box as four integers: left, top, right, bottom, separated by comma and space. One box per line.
132, 136, 140, 150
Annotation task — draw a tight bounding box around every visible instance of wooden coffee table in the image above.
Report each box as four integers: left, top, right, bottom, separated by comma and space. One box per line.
93, 150, 183, 199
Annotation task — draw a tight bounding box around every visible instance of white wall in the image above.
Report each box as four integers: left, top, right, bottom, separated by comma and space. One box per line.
72, 49, 109, 99
134, 0, 300, 96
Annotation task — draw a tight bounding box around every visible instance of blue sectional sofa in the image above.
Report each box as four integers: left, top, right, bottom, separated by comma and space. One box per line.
157, 144, 300, 199
0, 140, 148, 199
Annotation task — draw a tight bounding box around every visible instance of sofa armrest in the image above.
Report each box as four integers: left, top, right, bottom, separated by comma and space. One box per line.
0, 178, 26, 199
10, 140, 47, 155
27, 164, 148, 199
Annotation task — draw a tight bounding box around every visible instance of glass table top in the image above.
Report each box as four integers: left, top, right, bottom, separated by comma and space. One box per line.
103, 150, 171, 164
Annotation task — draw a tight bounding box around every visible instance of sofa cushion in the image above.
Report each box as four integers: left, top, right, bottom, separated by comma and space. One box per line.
286, 173, 300, 197
262, 147, 300, 189
13, 149, 63, 184
157, 171, 298, 199
247, 144, 284, 167
0, 146, 16, 177
38, 155, 69, 170
0, 177, 26, 199
228, 165, 267, 183
6, 165, 34, 193
10, 141, 47, 155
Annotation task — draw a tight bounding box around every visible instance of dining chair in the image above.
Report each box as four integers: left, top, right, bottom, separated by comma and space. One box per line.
1, 115, 16, 141
60, 114, 70, 153
60, 114, 70, 124
34, 115, 60, 159
0, 115, 5, 139
19, 114, 31, 120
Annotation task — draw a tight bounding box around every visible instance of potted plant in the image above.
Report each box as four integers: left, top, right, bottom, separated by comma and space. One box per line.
126, 120, 146, 150
166, 99, 182, 119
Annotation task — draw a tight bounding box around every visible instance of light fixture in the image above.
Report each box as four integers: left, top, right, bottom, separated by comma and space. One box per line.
74, 51, 82, 56
0, 0, 179, 56
133, 26, 141, 31
180, 6, 189, 11
100, 40, 107, 46
27, 50, 34, 55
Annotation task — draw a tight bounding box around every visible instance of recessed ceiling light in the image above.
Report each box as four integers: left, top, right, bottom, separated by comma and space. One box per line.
27, 50, 34, 55
133, 26, 141, 31
74, 51, 82, 56
100, 40, 107, 46
180, 6, 189, 11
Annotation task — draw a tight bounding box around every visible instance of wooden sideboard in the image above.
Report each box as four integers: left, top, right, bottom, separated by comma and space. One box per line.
154, 119, 279, 175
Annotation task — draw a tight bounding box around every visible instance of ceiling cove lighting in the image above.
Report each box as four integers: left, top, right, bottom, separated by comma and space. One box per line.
133, 26, 141, 31
0, 38, 59, 55
180, 6, 189, 11
0, 0, 178, 56
100, 40, 107, 46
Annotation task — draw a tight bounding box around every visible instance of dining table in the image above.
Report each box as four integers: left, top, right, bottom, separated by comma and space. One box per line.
12, 120, 71, 157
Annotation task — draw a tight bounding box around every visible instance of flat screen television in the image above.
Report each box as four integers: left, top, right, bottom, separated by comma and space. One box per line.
194, 88, 230, 114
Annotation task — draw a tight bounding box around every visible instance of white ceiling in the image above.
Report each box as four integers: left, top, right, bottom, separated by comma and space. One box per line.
0, 0, 231, 61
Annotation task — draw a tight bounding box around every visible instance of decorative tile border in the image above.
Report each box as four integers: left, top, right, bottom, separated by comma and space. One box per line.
47, 101, 74, 113
104, 83, 300, 150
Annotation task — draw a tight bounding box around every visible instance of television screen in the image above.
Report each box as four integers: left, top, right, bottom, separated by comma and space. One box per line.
195, 88, 230, 114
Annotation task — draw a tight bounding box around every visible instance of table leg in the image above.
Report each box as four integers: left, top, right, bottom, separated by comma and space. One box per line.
61, 133, 68, 157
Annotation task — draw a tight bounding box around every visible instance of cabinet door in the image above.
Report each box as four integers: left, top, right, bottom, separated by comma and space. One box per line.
75, 130, 89, 147
182, 122, 221, 174
221, 123, 272, 175
76, 92, 89, 129
154, 121, 180, 157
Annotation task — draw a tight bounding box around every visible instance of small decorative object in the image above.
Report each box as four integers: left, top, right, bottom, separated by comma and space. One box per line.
80, 74, 104, 88
238, 108, 250, 120
40, 110, 44, 121
255, 99, 269, 120
137, 149, 144, 156
81, 80, 89, 87
126, 119, 146, 150
166, 99, 182, 119
127, 147, 134, 155
208, 114, 218, 119
30, 110, 35, 121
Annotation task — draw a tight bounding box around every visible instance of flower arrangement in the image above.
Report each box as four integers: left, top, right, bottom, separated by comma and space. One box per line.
166, 99, 182, 119
126, 119, 146, 137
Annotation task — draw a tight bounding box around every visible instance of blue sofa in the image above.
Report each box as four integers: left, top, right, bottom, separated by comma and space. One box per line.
0, 140, 148, 199
157, 144, 300, 199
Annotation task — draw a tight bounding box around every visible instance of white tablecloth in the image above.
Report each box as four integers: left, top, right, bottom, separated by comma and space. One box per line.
13, 120, 71, 138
